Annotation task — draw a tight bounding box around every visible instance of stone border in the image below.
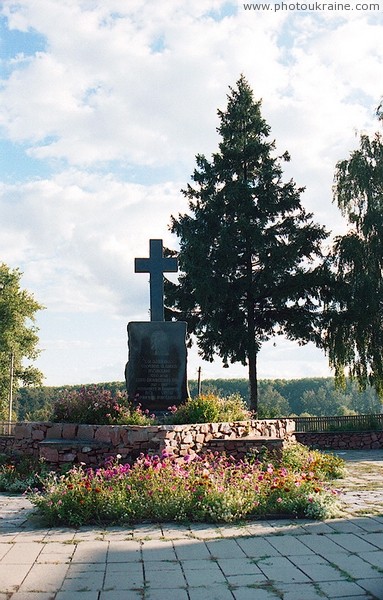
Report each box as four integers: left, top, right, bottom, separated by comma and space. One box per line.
296, 430, 383, 449
0, 419, 296, 464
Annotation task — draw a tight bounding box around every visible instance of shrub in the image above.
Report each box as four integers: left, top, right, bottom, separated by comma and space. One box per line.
29, 448, 342, 527
0, 454, 51, 493
169, 393, 251, 424
52, 386, 155, 425
279, 442, 345, 479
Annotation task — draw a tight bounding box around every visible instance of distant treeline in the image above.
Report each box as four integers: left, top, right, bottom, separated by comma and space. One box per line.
13, 377, 383, 422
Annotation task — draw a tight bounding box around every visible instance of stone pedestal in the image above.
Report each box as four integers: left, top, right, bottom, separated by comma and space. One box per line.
125, 321, 189, 412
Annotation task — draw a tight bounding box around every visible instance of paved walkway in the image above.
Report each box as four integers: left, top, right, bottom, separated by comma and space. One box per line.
0, 450, 382, 600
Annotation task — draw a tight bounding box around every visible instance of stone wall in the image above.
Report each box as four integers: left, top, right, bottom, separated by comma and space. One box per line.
296, 431, 383, 450
0, 419, 296, 465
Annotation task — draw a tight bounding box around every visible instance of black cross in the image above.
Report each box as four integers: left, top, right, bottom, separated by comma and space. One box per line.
135, 239, 178, 321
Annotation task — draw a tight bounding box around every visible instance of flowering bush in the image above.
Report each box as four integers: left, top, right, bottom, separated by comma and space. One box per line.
29, 449, 342, 527
52, 386, 155, 425
0, 454, 51, 493
280, 442, 345, 479
169, 393, 251, 424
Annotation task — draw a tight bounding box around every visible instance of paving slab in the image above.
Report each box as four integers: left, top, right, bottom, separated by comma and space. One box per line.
328, 532, 382, 553
319, 579, 376, 597
17, 563, 69, 592
298, 533, 351, 555
0, 562, 32, 593
256, 555, 312, 583
275, 582, 332, 599
328, 552, 382, 580
10, 594, 57, 600
188, 584, 234, 599
217, 557, 263, 577
1, 542, 43, 564
141, 540, 177, 562
145, 588, 189, 600
173, 538, 211, 560
0, 449, 382, 599
107, 540, 142, 562
357, 579, 383, 600
265, 534, 316, 556
235, 536, 282, 557
205, 539, 247, 559
103, 569, 144, 591
231, 586, 280, 599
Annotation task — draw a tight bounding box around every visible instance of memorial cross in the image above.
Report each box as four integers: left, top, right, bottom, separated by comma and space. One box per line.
135, 239, 178, 322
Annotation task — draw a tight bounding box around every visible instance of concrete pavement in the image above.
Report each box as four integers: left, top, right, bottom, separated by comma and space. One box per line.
0, 449, 382, 600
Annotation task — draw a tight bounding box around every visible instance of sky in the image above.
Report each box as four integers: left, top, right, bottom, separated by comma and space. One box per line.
0, 0, 383, 387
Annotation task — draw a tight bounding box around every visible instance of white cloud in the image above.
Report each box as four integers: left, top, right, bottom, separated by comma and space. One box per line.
0, 173, 184, 318
1, 0, 382, 385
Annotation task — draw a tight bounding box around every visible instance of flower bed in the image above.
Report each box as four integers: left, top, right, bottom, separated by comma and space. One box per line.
28, 444, 344, 526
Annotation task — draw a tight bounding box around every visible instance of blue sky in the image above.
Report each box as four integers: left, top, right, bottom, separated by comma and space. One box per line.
1, 0, 383, 386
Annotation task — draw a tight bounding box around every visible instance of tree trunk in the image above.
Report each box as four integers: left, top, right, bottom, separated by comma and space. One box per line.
248, 351, 258, 416
245, 236, 258, 416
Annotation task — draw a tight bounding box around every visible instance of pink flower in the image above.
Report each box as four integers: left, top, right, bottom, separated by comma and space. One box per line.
276, 497, 283, 503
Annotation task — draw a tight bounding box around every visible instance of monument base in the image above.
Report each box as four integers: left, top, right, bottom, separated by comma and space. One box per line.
125, 321, 189, 412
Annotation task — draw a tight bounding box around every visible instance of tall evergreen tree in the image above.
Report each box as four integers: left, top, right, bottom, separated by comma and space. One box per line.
0, 263, 44, 419
324, 112, 383, 396
165, 76, 328, 414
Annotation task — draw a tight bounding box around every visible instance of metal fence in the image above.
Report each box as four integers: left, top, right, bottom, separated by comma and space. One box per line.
1, 415, 383, 436
293, 413, 383, 433
0, 421, 16, 436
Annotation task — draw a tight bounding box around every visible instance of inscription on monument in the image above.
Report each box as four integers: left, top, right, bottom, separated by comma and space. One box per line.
126, 238, 189, 412
126, 321, 188, 411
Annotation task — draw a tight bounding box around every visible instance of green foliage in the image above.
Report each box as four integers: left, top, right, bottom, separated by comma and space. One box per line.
258, 384, 290, 418
325, 415, 382, 432
28, 447, 341, 526
169, 393, 251, 424
0, 454, 51, 493
0, 264, 44, 419
280, 442, 345, 479
324, 119, 383, 397
15, 377, 382, 422
52, 386, 155, 425
165, 76, 328, 415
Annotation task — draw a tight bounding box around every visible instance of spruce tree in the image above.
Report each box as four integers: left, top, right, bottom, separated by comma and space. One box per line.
165, 76, 328, 414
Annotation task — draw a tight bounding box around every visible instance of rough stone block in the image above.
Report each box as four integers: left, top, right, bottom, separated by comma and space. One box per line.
40, 447, 59, 462
95, 426, 112, 443
45, 424, 63, 439
128, 429, 149, 443
62, 423, 77, 439
14, 424, 32, 439
77, 425, 95, 440
219, 424, 232, 434
61, 452, 76, 462
108, 428, 121, 446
